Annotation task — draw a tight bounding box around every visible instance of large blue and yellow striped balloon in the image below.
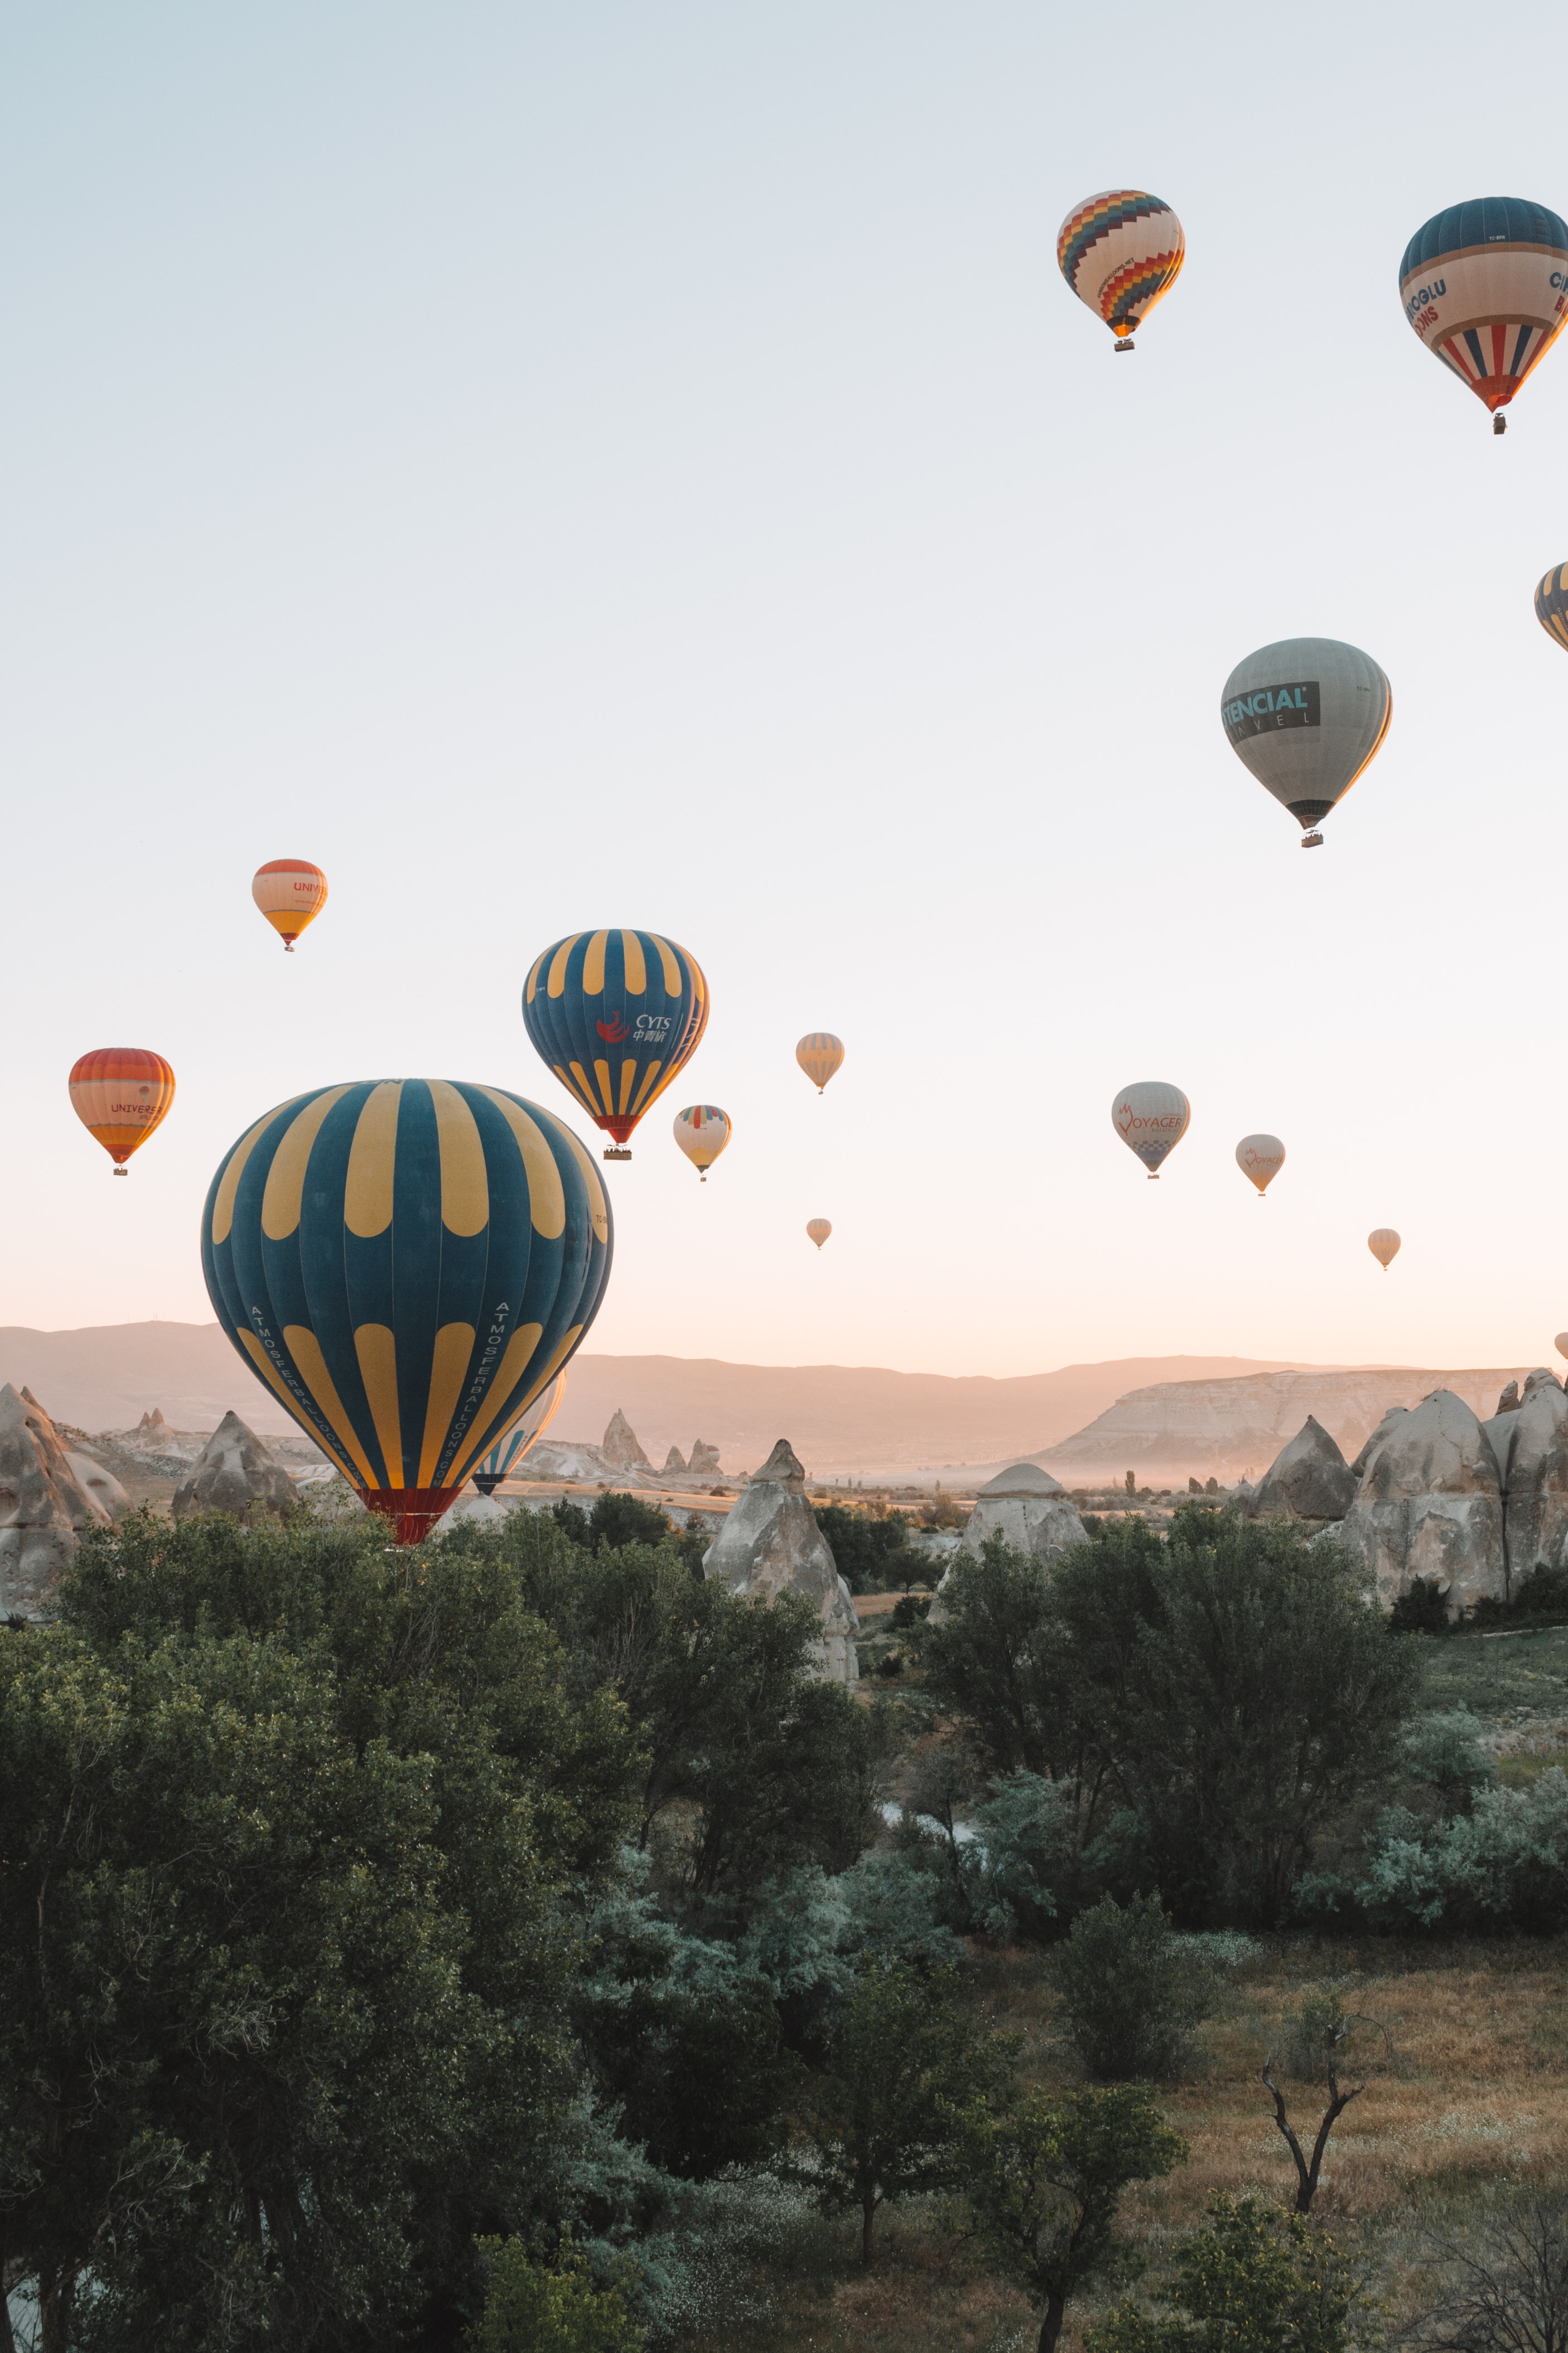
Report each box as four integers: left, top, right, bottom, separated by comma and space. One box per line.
523, 928, 708, 1153
201, 1079, 612, 1541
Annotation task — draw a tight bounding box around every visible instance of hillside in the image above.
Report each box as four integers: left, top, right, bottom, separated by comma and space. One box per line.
1042, 1361, 1545, 1481
0, 1325, 1318, 1461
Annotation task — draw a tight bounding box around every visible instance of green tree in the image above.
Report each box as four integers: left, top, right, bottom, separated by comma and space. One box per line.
1051, 1895, 1218, 2080
911, 1534, 1072, 1777
1087, 2193, 1378, 2353
814, 1505, 922, 1596
467, 2236, 643, 2353
794, 1960, 1016, 2264
958, 2084, 1188, 2353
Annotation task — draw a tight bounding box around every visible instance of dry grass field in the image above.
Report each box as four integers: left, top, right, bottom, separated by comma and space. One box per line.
684, 1625, 1568, 2353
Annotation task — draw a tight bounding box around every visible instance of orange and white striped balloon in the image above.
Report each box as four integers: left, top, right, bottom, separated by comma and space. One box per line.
796, 1033, 844, 1093
69, 1049, 176, 1174
252, 859, 328, 950
806, 1218, 832, 1250
1368, 1228, 1401, 1272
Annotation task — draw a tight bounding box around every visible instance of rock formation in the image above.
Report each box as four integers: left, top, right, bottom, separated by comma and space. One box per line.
662, 1445, 688, 1474
701, 1439, 858, 1684
1349, 1407, 1408, 1481
927, 1462, 1088, 1625
1491, 1371, 1568, 1588
1250, 1416, 1356, 1523
171, 1413, 299, 1521
135, 1408, 177, 1446
65, 1452, 131, 1521
0, 1384, 112, 1619
1495, 1380, 1522, 1417
1338, 1390, 1506, 1614
688, 1440, 722, 1478
602, 1409, 652, 1471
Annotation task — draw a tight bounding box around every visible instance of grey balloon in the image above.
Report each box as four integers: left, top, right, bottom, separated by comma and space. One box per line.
1220, 637, 1391, 848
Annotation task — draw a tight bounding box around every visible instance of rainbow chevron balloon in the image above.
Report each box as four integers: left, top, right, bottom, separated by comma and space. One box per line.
1056, 190, 1184, 345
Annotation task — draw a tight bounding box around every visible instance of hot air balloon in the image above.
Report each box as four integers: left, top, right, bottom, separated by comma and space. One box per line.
1400, 198, 1568, 433
796, 1033, 845, 1092
1368, 1228, 1401, 1272
1057, 190, 1184, 351
673, 1104, 731, 1181
1221, 639, 1391, 848
69, 1049, 176, 1175
1535, 565, 1568, 650
1112, 1082, 1190, 1178
201, 1079, 612, 1542
806, 1219, 832, 1249
1236, 1135, 1285, 1197
523, 929, 708, 1161
1556, 1332, 1568, 1364
471, 1370, 567, 1496
252, 859, 328, 951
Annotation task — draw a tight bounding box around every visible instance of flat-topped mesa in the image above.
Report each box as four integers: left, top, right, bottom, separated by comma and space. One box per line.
0, 1383, 113, 1620
171, 1413, 299, 1522
1250, 1416, 1355, 1523
601, 1408, 652, 1471
701, 1438, 858, 1685
1339, 1389, 1506, 1616
928, 1460, 1088, 1625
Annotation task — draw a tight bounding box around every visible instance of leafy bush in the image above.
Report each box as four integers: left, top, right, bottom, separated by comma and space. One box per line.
1354, 1769, 1568, 1931
468, 2236, 643, 2352
1050, 1895, 1219, 2080
891, 1592, 931, 1628
1404, 1710, 1495, 1811
1390, 1575, 1453, 1633
815, 1504, 923, 1595
1088, 2192, 1378, 2353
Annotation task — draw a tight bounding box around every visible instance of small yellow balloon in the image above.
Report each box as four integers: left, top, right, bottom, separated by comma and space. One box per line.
806, 1218, 832, 1250
672, 1104, 731, 1183
796, 1033, 845, 1093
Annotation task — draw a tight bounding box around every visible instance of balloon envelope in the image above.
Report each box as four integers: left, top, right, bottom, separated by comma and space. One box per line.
252, 859, 328, 950
201, 1079, 612, 1541
69, 1048, 176, 1173
1236, 1134, 1286, 1196
1400, 198, 1568, 417
1221, 639, 1391, 841
1057, 190, 1184, 343
1368, 1228, 1401, 1271
806, 1219, 832, 1249
796, 1033, 845, 1092
673, 1103, 731, 1179
1556, 1333, 1568, 1363
523, 929, 708, 1149
1111, 1081, 1190, 1177
1536, 565, 1568, 651
472, 1369, 567, 1495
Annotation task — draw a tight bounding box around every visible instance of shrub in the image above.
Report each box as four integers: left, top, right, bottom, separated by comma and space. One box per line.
1404, 1711, 1495, 1811
468, 2236, 643, 2352
1390, 1576, 1453, 1633
1088, 2192, 1378, 2353
1354, 1769, 1568, 1931
1050, 1894, 1218, 2080
815, 1504, 923, 1595
892, 1592, 931, 1627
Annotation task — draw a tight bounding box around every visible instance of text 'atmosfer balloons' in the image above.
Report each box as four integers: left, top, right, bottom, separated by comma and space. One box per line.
1400, 198, 1568, 432
796, 1033, 845, 1093
1236, 1135, 1286, 1197
201, 1079, 613, 1542
523, 928, 708, 1159
1056, 190, 1184, 351
69, 1050, 176, 1175
1111, 1082, 1190, 1179
806, 1219, 832, 1250
1368, 1228, 1401, 1272
1220, 640, 1391, 848
252, 860, 328, 951
672, 1105, 731, 1182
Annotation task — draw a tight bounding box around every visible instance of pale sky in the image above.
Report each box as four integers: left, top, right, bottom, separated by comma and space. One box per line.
4, 0, 1566, 1380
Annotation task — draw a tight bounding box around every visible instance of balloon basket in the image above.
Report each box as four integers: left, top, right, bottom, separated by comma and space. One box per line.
1494, 414, 1508, 435
1114, 336, 1135, 352
1300, 829, 1323, 849
603, 1147, 631, 1161
113, 1167, 127, 1177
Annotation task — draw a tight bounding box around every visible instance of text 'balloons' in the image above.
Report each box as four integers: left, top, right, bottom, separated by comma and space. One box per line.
796, 1033, 845, 1093
523, 928, 708, 1158
472, 1370, 567, 1495
252, 859, 328, 951
1236, 1135, 1286, 1197
673, 1104, 731, 1182
1111, 1082, 1190, 1179
806, 1219, 833, 1250
1400, 198, 1568, 432
1056, 190, 1184, 351
1220, 639, 1391, 848
1368, 1228, 1402, 1272
69, 1049, 176, 1175
201, 1079, 613, 1541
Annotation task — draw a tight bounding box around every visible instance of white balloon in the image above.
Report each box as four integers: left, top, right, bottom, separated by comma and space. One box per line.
1111, 1081, 1190, 1179
1236, 1134, 1286, 1197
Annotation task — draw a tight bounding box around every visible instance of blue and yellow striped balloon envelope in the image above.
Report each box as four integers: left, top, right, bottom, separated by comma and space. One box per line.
523, 928, 708, 1154
201, 1079, 612, 1542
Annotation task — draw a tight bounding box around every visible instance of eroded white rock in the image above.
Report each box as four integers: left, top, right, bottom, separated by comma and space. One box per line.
1339, 1389, 1505, 1614
171, 1412, 299, 1521
1252, 1417, 1355, 1522
0, 1385, 111, 1620
701, 1438, 859, 1685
